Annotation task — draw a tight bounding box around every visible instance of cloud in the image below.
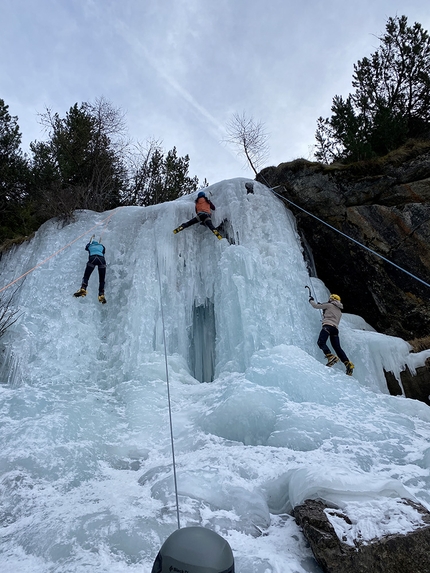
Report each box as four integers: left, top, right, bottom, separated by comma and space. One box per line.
117, 25, 228, 144
2, 0, 430, 182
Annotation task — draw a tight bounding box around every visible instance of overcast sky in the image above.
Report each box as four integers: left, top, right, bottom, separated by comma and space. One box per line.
2, 0, 430, 185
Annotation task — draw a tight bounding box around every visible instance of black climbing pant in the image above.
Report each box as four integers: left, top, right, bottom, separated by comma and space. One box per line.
181, 213, 216, 232
82, 255, 106, 295
317, 325, 349, 363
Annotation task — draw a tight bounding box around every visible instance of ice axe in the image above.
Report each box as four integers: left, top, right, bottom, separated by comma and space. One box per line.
305, 285, 316, 302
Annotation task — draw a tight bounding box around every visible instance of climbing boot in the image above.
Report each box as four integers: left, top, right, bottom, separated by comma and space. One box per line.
344, 361, 355, 376
213, 230, 223, 240
325, 353, 339, 367
73, 287, 87, 298
173, 226, 184, 234
98, 294, 107, 304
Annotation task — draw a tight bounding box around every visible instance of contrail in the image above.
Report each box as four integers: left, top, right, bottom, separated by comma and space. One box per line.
116, 23, 228, 142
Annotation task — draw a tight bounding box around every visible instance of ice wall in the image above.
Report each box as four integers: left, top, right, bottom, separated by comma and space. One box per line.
0, 178, 420, 390
1, 178, 430, 573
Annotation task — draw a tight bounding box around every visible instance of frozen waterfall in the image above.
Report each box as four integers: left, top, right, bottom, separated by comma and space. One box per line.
1, 178, 430, 573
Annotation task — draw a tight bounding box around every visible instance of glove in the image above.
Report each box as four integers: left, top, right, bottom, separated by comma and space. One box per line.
309, 296, 314, 302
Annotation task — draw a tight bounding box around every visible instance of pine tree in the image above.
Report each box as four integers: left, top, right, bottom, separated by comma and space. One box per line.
0, 98, 30, 242
315, 15, 430, 163
125, 143, 200, 206
31, 99, 127, 220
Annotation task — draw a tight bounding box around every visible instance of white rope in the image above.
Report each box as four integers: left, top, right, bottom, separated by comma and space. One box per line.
268, 185, 430, 290
153, 228, 181, 530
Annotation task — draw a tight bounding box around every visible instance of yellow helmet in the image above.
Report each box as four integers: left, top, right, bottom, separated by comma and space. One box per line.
329, 294, 341, 302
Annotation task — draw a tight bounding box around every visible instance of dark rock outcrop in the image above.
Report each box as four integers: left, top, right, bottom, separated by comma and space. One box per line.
258, 141, 430, 341
294, 498, 430, 573
384, 357, 430, 406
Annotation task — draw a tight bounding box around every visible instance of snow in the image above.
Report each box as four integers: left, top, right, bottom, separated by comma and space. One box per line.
0, 178, 430, 573
325, 498, 426, 547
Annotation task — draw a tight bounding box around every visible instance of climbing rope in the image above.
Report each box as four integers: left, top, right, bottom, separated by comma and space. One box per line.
1, 204, 183, 527
153, 228, 181, 530
98, 209, 117, 242
266, 184, 430, 290
0, 208, 121, 295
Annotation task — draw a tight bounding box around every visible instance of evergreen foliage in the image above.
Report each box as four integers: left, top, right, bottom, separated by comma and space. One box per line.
315, 15, 430, 163
0, 99, 31, 241
124, 142, 201, 206
0, 98, 205, 247
31, 100, 128, 220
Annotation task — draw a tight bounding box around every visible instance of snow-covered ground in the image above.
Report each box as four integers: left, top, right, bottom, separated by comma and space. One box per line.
1, 179, 429, 572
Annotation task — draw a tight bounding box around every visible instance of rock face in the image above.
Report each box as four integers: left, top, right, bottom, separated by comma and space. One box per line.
294, 498, 430, 573
258, 142, 430, 340
384, 358, 430, 406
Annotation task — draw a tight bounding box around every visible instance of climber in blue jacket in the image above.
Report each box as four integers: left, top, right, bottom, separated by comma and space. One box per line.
73, 236, 107, 303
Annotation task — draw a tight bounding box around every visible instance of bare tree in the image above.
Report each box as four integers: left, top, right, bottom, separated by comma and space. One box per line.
0, 285, 22, 339
225, 112, 269, 175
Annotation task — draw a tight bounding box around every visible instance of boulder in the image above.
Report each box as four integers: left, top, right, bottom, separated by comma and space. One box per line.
294, 498, 430, 573
384, 357, 430, 406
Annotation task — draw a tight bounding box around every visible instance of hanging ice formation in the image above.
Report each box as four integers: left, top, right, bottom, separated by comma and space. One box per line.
1, 178, 430, 573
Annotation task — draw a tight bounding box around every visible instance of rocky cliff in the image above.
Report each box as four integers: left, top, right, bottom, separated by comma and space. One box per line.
294, 498, 430, 573
258, 140, 430, 341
